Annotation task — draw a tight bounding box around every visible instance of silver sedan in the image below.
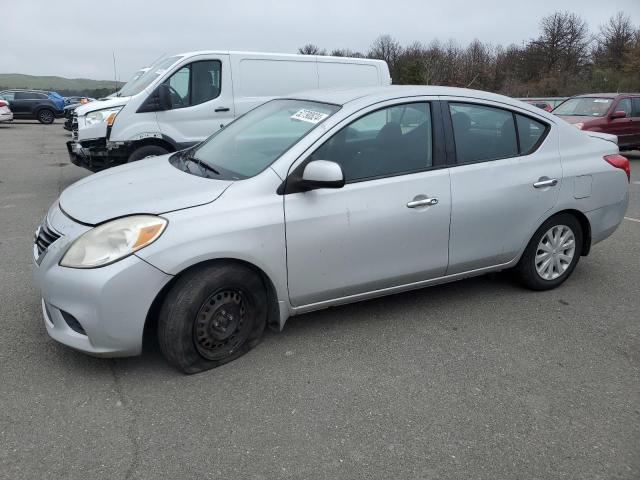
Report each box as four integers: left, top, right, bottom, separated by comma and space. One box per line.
33, 86, 630, 373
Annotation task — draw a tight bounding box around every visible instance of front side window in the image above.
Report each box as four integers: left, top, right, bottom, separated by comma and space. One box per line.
161, 60, 221, 110
176, 99, 339, 179
553, 97, 613, 117
311, 102, 433, 182
616, 98, 632, 116
450, 103, 518, 163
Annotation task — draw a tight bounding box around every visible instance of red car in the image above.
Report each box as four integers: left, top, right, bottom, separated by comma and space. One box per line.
553, 93, 640, 151
525, 100, 553, 112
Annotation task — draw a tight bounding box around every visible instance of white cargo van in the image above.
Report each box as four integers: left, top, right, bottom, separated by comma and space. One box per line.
67, 51, 391, 171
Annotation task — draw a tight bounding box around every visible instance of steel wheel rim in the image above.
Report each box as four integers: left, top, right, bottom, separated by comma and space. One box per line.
535, 224, 575, 280
193, 288, 250, 361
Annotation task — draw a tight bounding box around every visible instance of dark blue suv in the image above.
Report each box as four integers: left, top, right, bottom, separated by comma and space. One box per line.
0, 90, 65, 124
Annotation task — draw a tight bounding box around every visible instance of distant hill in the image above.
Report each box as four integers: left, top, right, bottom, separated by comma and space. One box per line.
0, 74, 124, 97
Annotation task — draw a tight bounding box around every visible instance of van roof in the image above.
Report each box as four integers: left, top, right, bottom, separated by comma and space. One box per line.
174, 50, 387, 64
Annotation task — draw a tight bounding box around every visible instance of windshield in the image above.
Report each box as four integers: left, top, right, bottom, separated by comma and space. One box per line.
179, 99, 340, 179
553, 97, 613, 117
118, 56, 183, 97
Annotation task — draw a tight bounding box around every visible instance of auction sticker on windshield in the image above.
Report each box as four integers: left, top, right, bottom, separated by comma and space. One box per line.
291, 109, 329, 124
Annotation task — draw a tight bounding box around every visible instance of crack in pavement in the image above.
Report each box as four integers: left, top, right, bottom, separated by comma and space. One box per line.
109, 360, 141, 480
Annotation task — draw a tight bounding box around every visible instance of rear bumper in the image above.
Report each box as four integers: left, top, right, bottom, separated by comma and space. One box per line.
67, 139, 129, 172
587, 194, 629, 245
0, 112, 13, 122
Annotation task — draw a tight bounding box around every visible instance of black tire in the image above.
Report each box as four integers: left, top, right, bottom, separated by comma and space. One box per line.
37, 108, 55, 124
515, 213, 583, 291
127, 145, 169, 163
158, 263, 267, 374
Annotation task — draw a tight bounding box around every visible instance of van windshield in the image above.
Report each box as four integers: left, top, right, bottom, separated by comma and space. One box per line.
175, 99, 340, 180
118, 56, 183, 97
553, 97, 613, 117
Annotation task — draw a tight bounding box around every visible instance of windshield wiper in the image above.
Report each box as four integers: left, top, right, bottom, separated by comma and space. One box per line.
183, 150, 220, 176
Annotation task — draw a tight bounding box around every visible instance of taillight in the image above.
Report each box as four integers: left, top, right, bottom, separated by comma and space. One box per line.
0, 100, 6, 107
604, 154, 630, 182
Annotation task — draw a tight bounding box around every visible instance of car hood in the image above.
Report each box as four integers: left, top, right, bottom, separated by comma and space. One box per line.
75, 96, 130, 116
59, 155, 232, 225
555, 114, 599, 124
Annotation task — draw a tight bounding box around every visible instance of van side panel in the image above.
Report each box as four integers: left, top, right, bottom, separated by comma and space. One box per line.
233, 56, 318, 115
317, 62, 380, 88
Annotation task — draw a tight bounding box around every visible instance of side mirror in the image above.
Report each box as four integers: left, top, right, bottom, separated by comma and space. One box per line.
610, 110, 627, 119
300, 160, 345, 190
136, 84, 170, 113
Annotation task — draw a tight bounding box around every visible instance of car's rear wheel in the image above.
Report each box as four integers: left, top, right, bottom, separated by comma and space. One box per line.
515, 213, 583, 290
157, 263, 267, 374
128, 145, 169, 162
37, 108, 54, 124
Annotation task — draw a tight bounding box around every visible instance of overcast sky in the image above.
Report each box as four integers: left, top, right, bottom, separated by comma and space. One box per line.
3, 0, 639, 81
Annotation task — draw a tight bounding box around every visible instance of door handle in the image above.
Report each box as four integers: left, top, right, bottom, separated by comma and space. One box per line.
215, 107, 230, 112
407, 197, 438, 208
533, 178, 558, 188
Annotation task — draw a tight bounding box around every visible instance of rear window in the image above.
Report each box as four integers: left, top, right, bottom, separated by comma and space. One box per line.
553, 97, 613, 117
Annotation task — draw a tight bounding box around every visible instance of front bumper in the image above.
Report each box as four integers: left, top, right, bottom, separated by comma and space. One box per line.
67, 138, 129, 172
33, 206, 173, 357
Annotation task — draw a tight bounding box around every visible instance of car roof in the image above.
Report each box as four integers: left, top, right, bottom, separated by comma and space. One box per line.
285, 85, 536, 108
1, 89, 50, 94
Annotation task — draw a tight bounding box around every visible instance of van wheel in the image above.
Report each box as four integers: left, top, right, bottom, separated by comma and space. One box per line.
158, 263, 267, 374
515, 213, 583, 290
128, 145, 169, 162
37, 109, 55, 124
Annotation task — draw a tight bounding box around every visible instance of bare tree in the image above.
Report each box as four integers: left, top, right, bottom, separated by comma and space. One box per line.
330, 49, 364, 58
534, 11, 591, 74
368, 35, 403, 77
298, 44, 326, 55
594, 12, 635, 69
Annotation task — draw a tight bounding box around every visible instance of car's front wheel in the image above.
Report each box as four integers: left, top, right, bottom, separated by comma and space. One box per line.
158, 263, 267, 374
37, 108, 55, 124
515, 213, 583, 290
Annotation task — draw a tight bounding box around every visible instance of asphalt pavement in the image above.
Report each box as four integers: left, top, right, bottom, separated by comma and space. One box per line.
0, 120, 638, 479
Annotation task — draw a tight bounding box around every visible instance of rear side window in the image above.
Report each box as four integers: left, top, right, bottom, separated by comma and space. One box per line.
449, 103, 548, 163
0, 92, 14, 101
311, 102, 432, 182
449, 103, 518, 163
516, 115, 546, 154
632, 98, 640, 118
616, 98, 632, 116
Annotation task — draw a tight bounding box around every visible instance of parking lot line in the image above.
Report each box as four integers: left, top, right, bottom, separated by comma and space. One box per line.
624, 216, 640, 223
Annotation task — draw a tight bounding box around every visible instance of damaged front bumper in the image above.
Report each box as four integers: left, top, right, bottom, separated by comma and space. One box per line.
67, 138, 129, 172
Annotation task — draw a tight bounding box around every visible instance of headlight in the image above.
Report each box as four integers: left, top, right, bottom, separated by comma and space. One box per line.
573, 123, 584, 130
60, 215, 167, 268
85, 106, 123, 126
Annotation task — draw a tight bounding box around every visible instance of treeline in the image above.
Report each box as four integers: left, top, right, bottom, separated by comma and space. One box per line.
299, 11, 640, 96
